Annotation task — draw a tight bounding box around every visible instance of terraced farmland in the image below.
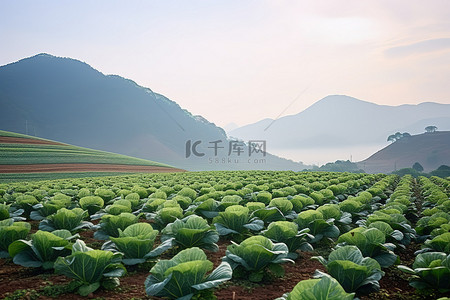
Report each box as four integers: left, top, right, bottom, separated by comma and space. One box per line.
0, 130, 183, 182
0, 171, 449, 299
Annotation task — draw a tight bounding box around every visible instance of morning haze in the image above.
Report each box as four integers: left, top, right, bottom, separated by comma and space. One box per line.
1, 0, 449, 129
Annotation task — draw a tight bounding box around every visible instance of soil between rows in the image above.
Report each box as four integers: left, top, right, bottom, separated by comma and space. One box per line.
1, 237, 439, 300
0, 238, 325, 300
0, 137, 66, 146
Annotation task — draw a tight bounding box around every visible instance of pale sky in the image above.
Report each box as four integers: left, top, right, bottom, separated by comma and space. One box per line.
1, 0, 450, 128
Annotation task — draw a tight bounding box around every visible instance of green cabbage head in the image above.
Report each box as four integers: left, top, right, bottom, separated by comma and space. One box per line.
145, 247, 232, 299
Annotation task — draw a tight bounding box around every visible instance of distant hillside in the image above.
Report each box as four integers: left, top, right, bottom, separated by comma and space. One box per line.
229, 95, 450, 164
358, 131, 450, 173
0, 54, 306, 171
230, 95, 450, 148
0, 130, 183, 180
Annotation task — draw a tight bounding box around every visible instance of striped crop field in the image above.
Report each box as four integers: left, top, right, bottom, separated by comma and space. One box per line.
0, 130, 183, 181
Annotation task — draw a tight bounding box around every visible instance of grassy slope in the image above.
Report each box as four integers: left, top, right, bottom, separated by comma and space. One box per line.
359, 131, 450, 173
0, 130, 172, 167
0, 130, 49, 140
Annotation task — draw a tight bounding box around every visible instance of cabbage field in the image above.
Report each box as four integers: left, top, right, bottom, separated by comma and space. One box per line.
0, 171, 449, 299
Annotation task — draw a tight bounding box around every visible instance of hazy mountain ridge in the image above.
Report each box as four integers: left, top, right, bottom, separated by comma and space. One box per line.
0, 53, 306, 171
230, 95, 450, 149
0, 53, 224, 153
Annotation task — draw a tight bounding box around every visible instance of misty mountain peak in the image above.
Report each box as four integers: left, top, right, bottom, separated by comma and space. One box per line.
2, 53, 101, 77
312, 95, 377, 108
34, 53, 56, 58
230, 93, 450, 149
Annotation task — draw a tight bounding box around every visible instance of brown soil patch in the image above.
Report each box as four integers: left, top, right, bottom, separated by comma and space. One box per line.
78, 230, 101, 248
398, 242, 421, 266
0, 136, 65, 146
0, 259, 56, 296
0, 257, 150, 300
29, 220, 40, 234
0, 164, 185, 173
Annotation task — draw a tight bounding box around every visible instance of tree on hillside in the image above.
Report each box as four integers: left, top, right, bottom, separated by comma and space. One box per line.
412, 162, 424, 172
392, 168, 423, 178
425, 125, 437, 133
429, 165, 450, 178
387, 132, 411, 143
313, 160, 365, 173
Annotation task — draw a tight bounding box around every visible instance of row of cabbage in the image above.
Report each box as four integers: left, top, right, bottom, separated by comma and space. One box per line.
0, 171, 397, 299
395, 176, 450, 294
286, 173, 450, 299
2, 172, 445, 299
276, 174, 401, 299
